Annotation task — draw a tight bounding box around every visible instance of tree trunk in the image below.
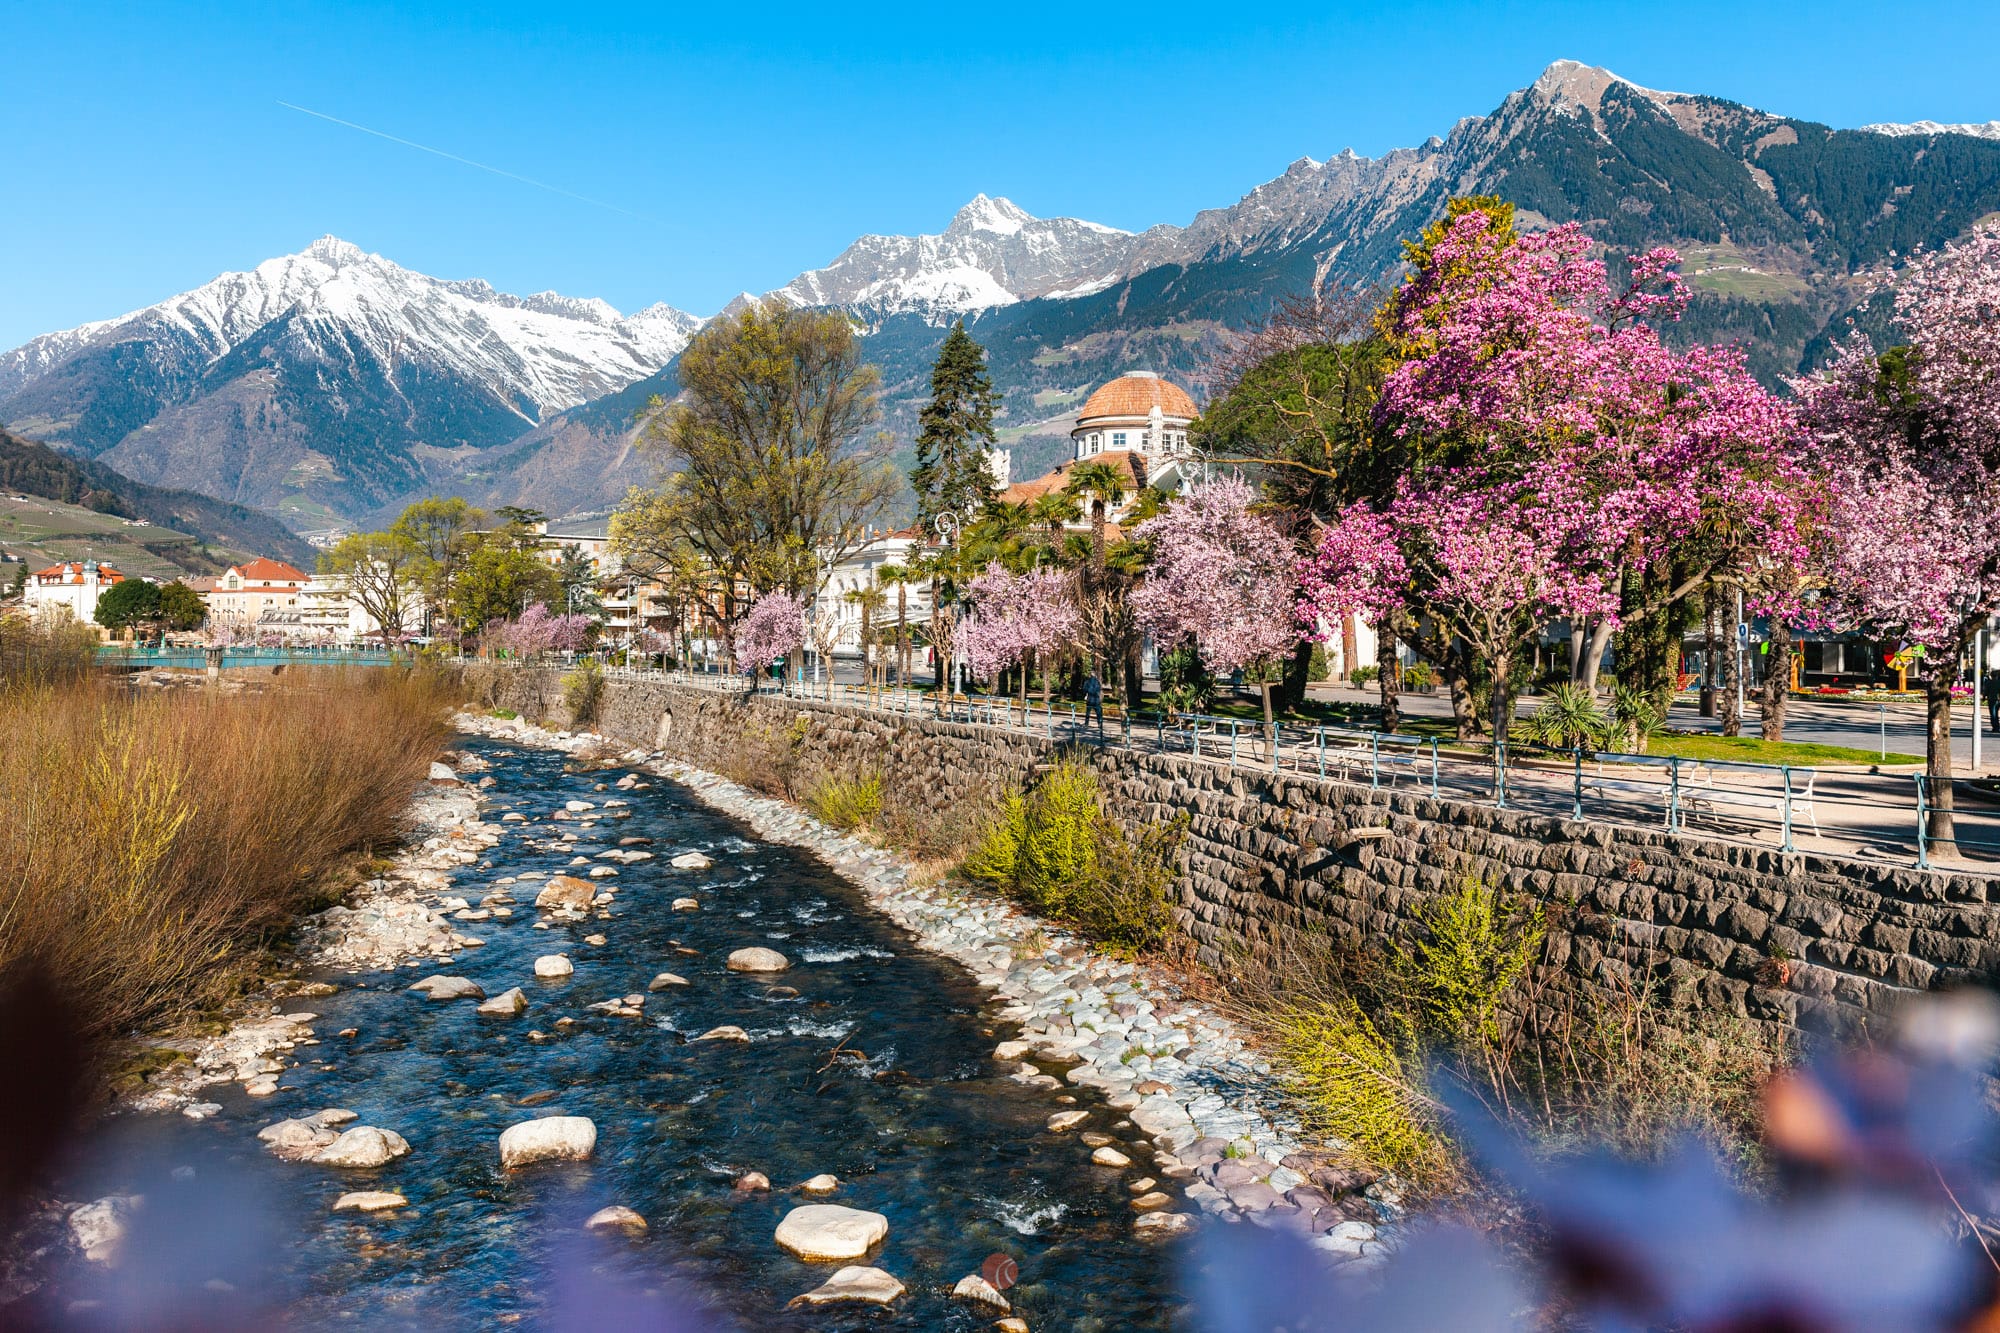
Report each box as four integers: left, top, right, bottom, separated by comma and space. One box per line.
1262, 681, 1275, 764
1019, 653, 1029, 724
896, 586, 908, 686
1341, 615, 1359, 683
1926, 669, 1957, 849
1279, 637, 1312, 712
1720, 623, 1742, 737
1377, 628, 1402, 734
1580, 619, 1615, 694
1489, 648, 1513, 746
1760, 619, 1792, 742
1124, 636, 1143, 718
1447, 660, 1479, 741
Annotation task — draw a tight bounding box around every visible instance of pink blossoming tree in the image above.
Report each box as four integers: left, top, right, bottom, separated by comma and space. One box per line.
1351, 207, 1813, 736
733, 590, 806, 690
492, 602, 592, 660
1132, 475, 1299, 739
1795, 223, 2000, 843
959, 562, 1080, 720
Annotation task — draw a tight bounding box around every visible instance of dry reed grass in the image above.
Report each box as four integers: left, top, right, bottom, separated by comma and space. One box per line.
0, 659, 454, 1049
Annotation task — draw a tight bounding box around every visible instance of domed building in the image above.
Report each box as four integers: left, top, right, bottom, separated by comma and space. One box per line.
1071, 370, 1198, 464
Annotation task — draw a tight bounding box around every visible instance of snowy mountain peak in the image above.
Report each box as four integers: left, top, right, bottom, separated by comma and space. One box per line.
1861, 118, 2000, 140
298, 234, 370, 266
949, 194, 1036, 236
1529, 59, 1685, 112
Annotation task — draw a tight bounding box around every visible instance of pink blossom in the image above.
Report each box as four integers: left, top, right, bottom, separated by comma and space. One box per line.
958, 563, 1080, 679
733, 591, 806, 672
1131, 475, 1298, 675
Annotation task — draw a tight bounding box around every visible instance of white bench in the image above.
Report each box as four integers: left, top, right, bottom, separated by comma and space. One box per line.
1584, 762, 1818, 836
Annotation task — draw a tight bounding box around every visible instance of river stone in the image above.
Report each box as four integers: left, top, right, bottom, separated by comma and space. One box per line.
499, 1116, 597, 1168
1131, 1191, 1176, 1213
800, 1173, 839, 1194
1131, 1094, 1196, 1138
311, 1126, 411, 1169
1092, 1147, 1132, 1168
995, 1321, 1030, 1333
695, 1025, 750, 1042
735, 1171, 771, 1191
534, 955, 574, 979
428, 762, 458, 783
993, 1040, 1031, 1061
333, 1191, 407, 1213
478, 987, 528, 1016
648, 972, 690, 991
258, 1118, 337, 1157
585, 1205, 648, 1233
536, 876, 596, 910
1046, 1111, 1090, 1132
672, 898, 700, 912
69, 1196, 138, 1264
671, 851, 713, 870
787, 1265, 905, 1308
408, 976, 485, 1001
726, 947, 790, 973
951, 1274, 1010, 1310
1134, 1211, 1194, 1238
564, 800, 594, 812
774, 1204, 889, 1261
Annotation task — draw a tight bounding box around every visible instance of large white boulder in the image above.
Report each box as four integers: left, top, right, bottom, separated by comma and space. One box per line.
478, 987, 528, 1016
69, 1196, 139, 1265
787, 1266, 906, 1308
535, 876, 596, 911
533, 955, 574, 979
311, 1126, 411, 1169
498, 1116, 597, 1169
670, 851, 713, 870
726, 947, 791, 973
408, 975, 485, 1001
774, 1204, 889, 1262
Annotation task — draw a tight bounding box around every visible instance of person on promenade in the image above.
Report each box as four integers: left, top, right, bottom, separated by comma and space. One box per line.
1987, 667, 1999, 736
1083, 670, 1104, 738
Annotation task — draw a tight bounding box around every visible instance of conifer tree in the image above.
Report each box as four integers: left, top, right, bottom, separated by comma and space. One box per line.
911, 320, 1001, 528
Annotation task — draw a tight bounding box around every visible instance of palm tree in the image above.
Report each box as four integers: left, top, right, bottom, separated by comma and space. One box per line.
876, 562, 913, 687
1065, 460, 1128, 591
844, 582, 888, 695
1028, 490, 1081, 559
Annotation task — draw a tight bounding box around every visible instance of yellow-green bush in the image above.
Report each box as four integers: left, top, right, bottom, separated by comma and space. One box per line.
1273, 996, 1449, 1179
561, 657, 604, 725
806, 771, 883, 832
1393, 874, 1545, 1050
962, 759, 1183, 956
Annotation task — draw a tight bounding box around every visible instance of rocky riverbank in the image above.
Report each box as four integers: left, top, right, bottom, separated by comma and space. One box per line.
455, 710, 1405, 1264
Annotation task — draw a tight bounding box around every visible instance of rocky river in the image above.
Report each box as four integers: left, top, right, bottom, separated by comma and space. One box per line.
36, 716, 1399, 1329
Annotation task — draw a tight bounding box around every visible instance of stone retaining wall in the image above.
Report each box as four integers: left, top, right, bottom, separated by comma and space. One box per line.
492, 673, 2000, 1037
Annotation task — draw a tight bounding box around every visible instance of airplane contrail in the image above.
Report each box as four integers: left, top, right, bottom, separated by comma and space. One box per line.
277, 101, 648, 219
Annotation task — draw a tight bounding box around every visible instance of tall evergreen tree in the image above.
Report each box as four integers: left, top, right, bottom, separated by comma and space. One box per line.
910, 320, 1001, 528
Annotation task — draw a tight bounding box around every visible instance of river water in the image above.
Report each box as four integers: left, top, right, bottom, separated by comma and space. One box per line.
64, 735, 1188, 1329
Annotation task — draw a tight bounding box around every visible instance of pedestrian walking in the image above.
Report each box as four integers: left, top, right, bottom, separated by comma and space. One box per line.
1986, 667, 2000, 735
1083, 670, 1104, 738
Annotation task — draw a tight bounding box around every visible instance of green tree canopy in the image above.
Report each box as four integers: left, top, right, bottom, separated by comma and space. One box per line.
911, 319, 1001, 529
93, 577, 161, 631
157, 580, 206, 631
320, 530, 420, 645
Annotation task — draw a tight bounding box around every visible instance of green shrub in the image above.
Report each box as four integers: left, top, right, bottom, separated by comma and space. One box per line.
1273, 997, 1448, 1178
1350, 664, 1379, 687
962, 759, 1184, 955
1403, 662, 1437, 691
806, 771, 883, 832
1610, 684, 1667, 753
1307, 643, 1331, 683
1159, 645, 1213, 716
1393, 874, 1545, 1050
561, 657, 604, 725
1519, 682, 1611, 751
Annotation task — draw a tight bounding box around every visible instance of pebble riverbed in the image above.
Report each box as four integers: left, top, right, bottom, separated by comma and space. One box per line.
40, 714, 1398, 1328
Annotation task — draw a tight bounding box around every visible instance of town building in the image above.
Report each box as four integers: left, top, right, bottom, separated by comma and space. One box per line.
203, 558, 312, 627
995, 370, 1205, 527
24, 559, 129, 624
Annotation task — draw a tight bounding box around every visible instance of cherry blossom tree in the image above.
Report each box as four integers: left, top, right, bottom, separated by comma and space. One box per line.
959, 562, 1080, 720
1796, 223, 2000, 844
1365, 207, 1812, 726
490, 602, 593, 660
733, 590, 806, 691
1132, 475, 1299, 738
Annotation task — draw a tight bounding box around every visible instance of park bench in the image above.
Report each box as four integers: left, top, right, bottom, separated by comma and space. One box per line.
1584, 760, 1818, 837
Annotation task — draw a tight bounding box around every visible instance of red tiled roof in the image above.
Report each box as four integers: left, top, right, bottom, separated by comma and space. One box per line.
31, 561, 127, 583
222, 558, 310, 585
996, 451, 1149, 508
1075, 373, 1198, 426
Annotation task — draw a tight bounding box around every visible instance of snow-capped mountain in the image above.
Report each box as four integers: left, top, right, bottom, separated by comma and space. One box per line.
1859, 119, 2000, 141
768, 194, 1139, 320
0, 237, 700, 523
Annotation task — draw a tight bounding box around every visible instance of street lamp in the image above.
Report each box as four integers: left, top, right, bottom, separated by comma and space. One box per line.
933, 510, 963, 703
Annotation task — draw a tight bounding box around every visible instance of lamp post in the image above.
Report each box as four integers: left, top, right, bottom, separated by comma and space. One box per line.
933, 510, 962, 704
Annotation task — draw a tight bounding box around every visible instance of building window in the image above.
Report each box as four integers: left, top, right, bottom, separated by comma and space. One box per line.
1112, 432, 1127, 449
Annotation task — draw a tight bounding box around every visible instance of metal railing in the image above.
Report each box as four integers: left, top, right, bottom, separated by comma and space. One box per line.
586, 665, 1996, 873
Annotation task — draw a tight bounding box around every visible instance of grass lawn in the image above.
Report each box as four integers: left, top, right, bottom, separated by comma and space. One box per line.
1642, 733, 1923, 767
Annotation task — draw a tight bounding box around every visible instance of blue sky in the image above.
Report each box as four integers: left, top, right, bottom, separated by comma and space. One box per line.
4, 0, 1999, 349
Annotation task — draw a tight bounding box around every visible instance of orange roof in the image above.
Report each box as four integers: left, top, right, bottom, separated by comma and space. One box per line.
997, 451, 1149, 508
1075, 372, 1198, 426
224, 558, 310, 584
31, 560, 126, 583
